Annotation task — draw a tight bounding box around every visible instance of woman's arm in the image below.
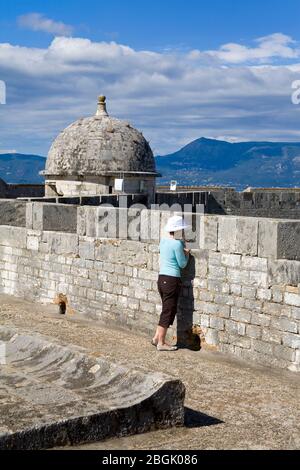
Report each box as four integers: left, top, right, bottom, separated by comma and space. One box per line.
174, 241, 189, 269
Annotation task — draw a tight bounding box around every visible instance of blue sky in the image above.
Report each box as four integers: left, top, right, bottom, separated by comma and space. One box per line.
2, 0, 300, 51
1, 0, 300, 155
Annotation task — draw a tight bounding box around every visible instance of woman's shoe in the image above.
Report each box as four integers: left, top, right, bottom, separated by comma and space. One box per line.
151, 339, 158, 347
157, 344, 178, 352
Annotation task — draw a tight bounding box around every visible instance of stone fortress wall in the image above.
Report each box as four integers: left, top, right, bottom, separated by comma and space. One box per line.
0, 199, 300, 373
19, 186, 300, 219
156, 188, 300, 219
0, 180, 44, 199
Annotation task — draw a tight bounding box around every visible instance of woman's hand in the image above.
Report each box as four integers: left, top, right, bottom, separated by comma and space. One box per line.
184, 248, 191, 256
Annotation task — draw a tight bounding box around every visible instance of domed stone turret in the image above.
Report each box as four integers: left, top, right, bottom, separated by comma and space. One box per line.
41, 96, 159, 201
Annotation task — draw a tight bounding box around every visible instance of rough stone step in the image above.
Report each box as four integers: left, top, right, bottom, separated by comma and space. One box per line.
0, 326, 185, 450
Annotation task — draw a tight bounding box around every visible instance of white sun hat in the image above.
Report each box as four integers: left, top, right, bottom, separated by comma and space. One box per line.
164, 215, 191, 233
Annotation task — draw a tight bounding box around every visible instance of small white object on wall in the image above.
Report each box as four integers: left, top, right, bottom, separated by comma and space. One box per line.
114, 179, 124, 191
170, 180, 177, 191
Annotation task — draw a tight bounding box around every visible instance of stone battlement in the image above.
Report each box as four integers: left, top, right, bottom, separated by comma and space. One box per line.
0, 200, 300, 373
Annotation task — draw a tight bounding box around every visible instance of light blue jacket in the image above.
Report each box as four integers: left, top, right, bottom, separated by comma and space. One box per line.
159, 238, 189, 278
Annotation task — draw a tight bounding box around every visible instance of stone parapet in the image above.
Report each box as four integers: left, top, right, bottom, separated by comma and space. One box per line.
1, 209, 300, 372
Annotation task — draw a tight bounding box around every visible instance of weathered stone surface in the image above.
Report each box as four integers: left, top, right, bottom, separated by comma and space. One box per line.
268, 260, 300, 287
218, 216, 258, 255
277, 222, 300, 260
140, 209, 161, 242
258, 219, 279, 258
0, 200, 27, 227
30, 203, 77, 233
1, 295, 300, 450
284, 292, 300, 307
259, 219, 300, 260
0, 226, 27, 248
40, 232, 79, 256
199, 216, 218, 251
1, 218, 300, 373
0, 326, 185, 450
45, 110, 156, 176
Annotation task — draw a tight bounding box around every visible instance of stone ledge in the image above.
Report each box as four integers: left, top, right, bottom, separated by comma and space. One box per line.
0, 326, 185, 450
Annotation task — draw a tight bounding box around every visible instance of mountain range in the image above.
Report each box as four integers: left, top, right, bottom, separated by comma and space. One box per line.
0, 153, 45, 184
156, 138, 300, 189
2, 137, 300, 189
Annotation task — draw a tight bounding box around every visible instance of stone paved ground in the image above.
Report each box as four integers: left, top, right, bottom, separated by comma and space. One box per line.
0, 294, 299, 450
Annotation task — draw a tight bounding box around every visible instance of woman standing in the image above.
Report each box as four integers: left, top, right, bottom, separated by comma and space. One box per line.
152, 215, 191, 351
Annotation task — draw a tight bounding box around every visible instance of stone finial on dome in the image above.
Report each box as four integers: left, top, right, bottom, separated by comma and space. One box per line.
96, 95, 109, 117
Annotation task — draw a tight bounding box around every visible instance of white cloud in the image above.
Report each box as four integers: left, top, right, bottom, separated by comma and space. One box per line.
0, 149, 17, 154
17, 13, 73, 36
205, 33, 300, 63
0, 34, 300, 156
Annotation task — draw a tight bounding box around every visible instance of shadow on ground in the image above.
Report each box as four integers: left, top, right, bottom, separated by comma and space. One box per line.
184, 407, 224, 428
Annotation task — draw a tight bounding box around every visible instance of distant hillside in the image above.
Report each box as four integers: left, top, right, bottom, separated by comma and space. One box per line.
0, 153, 45, 184
156, 138, 300, 190
2, 138, 300, 189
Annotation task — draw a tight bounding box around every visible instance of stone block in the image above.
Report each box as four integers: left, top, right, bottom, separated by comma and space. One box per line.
230, 284, 242, 296
257, 288, 272, 301
204, 328, 219, 346
259, 219, 300, 260
271, 286, 284, 303
210, 317, 225, 331
252, 339, 273, 356
200, 314, 210, 328
31, 203, 77, 233
284, 292, 300, 307
0, 226, 27, 249
96, 206, 118, 239
244, 299, 262, 312
25, 202, 33, 229
273, 345, 295, 362
127, 206, 143, 241
251, 313, 271, 327
231, 307, 251, 323
218, 216, 258, 255
208, 251, 222, 266
291, 307, 300, 320
214, 293, 234, 306
160, 211, 173, 239
221, 254, 241, 268
225, 320, 246, 336
258, 219, 279, 258
282, 333, 300, 349
140, 209, 160, 243
268, 260, 300, 287
233, 297, 246, 308
271, 317, 298, 334
208, 265, 226, 279
41, 232, 79, 256
77, 207, 89, 236
184, 213, 202, 247
199, 216, 218, 251
227, 268, 249, 285
248, 271, 268, 288
26, 231, 40, 251
0, 200, 27, 227
218, 305, 231, 318
277, 221, 300, 260
241, 256, 268, 272
241, 286, 257, 299
208, 279, 229, 294
246, 325, 261, 339
79, 237, 95, 260
227, 333, 251, 349
261, 328, 282, 344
